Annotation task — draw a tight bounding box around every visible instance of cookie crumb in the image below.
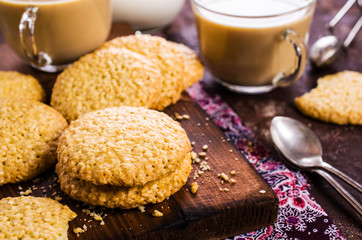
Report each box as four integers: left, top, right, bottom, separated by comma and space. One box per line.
191, 182, 198, 193
198, 152, 206, 157
202, 145, 208, 151
200, 161, 211, 171
219, 173, 229, 182
82, 209, 103, 222
138, 206, 146, 213
182, 114, 190, 120
19, 189, 33, 196
73, 225, 87, 237
152, 210, 163, 217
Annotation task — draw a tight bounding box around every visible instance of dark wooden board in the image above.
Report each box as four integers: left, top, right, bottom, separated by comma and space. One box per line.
0, 23, 278, 239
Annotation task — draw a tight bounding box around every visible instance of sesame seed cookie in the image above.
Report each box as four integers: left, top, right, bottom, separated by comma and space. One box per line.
0, 71, 45, 101
295, 71, 362, 125
0, 98, 68, 185
100, 34, 185, 111
0, 196, 76, 240
57, 106, 192, 187
51, 47, 162, 122
56, 153, 191, 209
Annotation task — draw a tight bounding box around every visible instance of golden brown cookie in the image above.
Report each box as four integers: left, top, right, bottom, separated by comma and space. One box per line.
57, 106, 192, 187
0, 98, 68, 185
171, 42, 204, 89
100, 34, 185, 110
50, 47, 162, 122
295, 71, 362, 125
56, 153, 191, 209
0, 196, 76, 239
0, 71, 45, 101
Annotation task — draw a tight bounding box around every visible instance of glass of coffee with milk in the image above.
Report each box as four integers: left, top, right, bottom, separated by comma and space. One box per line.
191, 0, 316, 94
0, 0, 111, 72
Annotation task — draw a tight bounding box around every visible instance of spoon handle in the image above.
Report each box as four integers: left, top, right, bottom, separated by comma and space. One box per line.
343, 16, 362, 48
321, 162, 362, 193
328, 0, 356, 32
314, 169, 362, 216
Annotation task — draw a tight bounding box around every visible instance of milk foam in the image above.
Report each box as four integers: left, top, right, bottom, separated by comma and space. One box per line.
197, 0, 313, 28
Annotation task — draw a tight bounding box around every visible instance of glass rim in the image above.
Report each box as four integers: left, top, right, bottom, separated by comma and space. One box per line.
192, 0, 316, 18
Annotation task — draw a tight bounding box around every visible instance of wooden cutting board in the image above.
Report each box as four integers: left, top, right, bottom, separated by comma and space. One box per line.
0, 93, 278, 239
0, 23, 278, 239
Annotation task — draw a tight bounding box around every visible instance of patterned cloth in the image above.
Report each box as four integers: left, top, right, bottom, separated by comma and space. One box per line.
187, 81, 345, 240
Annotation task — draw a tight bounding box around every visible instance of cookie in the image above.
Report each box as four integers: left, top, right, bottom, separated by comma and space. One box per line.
171, 42, 204, 89
56, 153, 191, 209
51, 47, 161, 122
0, 196, 76, 239
0, 71, 45, 101
0, 98, 68, 185
57, 106, 191, 187
295, 71, 362, 125
100, 34, 185, 110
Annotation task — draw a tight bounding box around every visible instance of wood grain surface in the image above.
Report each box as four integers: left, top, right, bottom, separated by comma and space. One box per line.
0, 18, 279, 240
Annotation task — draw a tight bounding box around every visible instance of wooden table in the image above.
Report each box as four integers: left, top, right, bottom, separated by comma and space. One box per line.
165, 0, 361, 239
0, 0, 361, 239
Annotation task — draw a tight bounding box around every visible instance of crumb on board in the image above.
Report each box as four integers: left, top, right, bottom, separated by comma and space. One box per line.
219, 173, 229, 182
174, 113, 190, 120
73, 225, 88, 237
82, 209, 103, 221
138, 206, 146, 213
200, 161, 210, 171
152, 210, 163, 217
191, 182, 198, 194
19, 189, 33, 196
218, 187, 230, 192
182, 114, 190, 120
198, 152, 206, 157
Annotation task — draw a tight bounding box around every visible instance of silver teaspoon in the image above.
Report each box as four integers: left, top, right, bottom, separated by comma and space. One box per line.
270, 116, 362, 215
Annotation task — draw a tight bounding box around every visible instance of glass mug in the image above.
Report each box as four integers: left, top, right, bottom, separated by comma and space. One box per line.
191, 0, 316, 94
0, 0, 111, 72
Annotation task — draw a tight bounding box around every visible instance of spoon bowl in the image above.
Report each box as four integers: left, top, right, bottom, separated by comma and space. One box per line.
270, 116, 362, 215
309, 35, 342, 67
270, 116, 324, 168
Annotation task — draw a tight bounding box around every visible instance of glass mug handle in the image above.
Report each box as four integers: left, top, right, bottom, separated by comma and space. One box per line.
272, 29, 307, 87
19, 6, 52, 67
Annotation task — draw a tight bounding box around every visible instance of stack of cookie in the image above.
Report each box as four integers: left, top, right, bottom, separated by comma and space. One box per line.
55, 106, 192, 209
50, 34, 204, 122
